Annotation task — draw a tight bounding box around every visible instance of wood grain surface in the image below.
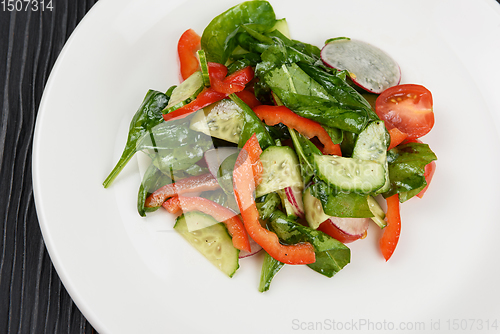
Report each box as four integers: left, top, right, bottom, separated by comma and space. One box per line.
1, 1, 499, 333
1, 2, 97, 333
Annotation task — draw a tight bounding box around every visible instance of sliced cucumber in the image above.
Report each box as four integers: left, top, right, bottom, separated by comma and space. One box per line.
271, 18, 290, 38
255, 146, 303, 198
303, 187, 331, 230
189, 99, 244, 144
352, 120, 390, 193
163, 71, 204, 114
313, 154, 385, 194
174, 212, 239, 277
367, 196, 386, 228
197, 50, 211, 87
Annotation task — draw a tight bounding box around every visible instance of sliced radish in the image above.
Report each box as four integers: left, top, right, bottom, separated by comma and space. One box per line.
204, 147, 240, 178
238, 236, 263, 258
318, 217, 370, 244
285, 186, 305, 218
321, 38, 401, 94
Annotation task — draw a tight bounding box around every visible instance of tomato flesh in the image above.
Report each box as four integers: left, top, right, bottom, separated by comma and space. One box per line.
376, 84, 434, 140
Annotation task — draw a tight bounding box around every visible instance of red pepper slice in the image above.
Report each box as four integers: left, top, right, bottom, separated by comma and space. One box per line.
379, 194, 401, 261
163, 65, 255, 122
252, 105, 342, 156
163, 196, 251, 253
387, 127, 408, 150
233, 134, 316, 265
178, 29, 201, 81
235, 90, 261, 109
208, 62, 254, 95
144, 173, 219, 208
416, 160, 436, 199
163, 87, 227, 121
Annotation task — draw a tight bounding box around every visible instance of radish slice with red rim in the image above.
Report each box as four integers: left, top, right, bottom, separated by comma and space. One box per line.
285, 186, 304, 218
321, 38, 401, 94
238, 236, 263, 258
318, 217, 370, 244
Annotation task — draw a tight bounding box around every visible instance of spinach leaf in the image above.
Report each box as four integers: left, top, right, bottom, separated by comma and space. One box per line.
309, 179, 373, 218
103, 90, 169, 188
264, 63, 332, 100
323, 125, 343, 145
297, 62, 379, 121
383, 142, 437, 199
256, 192, 281, 220
268, 211, 350, 278
229, 93, 274, 150
272, 87, 369, 133
139, 119, 214, 173
289, 129, 321, 185
201, 0, 276, 64
137, 163, 172, 217
259, 252, 284, 292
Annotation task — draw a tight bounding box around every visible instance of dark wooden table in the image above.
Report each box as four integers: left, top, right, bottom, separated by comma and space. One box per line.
1, 1, 98, 333
1, 1, 500, 333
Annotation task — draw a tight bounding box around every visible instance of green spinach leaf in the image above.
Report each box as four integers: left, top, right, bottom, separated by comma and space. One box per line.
383, 142, 437, 199
103, 90, 169, 188
201, 0, 276, 64
268, 211, 350, 278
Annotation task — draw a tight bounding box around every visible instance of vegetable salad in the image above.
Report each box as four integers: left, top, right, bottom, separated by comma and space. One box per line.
103, 0, 437, 292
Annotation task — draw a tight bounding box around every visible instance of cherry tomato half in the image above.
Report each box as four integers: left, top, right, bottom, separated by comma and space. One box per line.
375, 84, 434, 140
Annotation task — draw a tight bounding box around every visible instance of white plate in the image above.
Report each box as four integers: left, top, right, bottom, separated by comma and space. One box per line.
33, 0, 500, 333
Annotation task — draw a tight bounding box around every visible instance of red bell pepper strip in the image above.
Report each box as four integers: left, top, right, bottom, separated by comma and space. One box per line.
208, 62, 254, 95
163, 65, 256, 122
240, 132, 264, 186
233, 134, 316, 265
235, 90, 261, 109
252, 105, 342, 156
379, 194, 401, 261
416, 160, 436, 199
163, 196, 251, 253
178, 29, 201, 81
163, 87, 227, 121
144, 173, 219, 208
387, 127, 408, 150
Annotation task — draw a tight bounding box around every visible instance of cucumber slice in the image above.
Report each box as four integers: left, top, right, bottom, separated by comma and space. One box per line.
163, 71, 204, 113
197, 50, 211, 87
352, 120, 390, 193
313, 154, 385, 194
303, 187, 331, 230
174, 212, 239, 277
271, 18, 290, 38
189, 99, 244, 144
367, 196, 387, 228
255, 146, 303, 198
